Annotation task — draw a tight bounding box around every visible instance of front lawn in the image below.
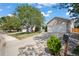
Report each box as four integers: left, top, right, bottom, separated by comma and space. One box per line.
8, 32, 40, 40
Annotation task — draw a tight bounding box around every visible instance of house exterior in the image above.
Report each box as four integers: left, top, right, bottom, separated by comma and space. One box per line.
21, 25, 36, 32
47, 17, 74, 33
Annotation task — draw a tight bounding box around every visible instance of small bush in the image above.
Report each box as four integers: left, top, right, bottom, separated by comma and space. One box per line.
47, 35, 61, 55
72, 45, 79, 55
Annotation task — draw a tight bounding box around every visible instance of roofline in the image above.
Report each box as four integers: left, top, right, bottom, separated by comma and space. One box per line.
47, 17, 71, 24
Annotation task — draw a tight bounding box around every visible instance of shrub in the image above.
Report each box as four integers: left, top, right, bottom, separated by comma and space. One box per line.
47, 35, 61, 55
72, 45, 79, 55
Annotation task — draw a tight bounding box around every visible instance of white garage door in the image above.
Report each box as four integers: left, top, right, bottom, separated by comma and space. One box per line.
48, 24, 67, 33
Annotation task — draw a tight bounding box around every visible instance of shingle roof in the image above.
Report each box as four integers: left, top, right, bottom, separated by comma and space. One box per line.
47, 17, 71, 24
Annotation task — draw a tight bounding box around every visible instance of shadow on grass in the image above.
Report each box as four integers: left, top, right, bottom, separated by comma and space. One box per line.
8, 32, 40, 40
13, 32, 31, 36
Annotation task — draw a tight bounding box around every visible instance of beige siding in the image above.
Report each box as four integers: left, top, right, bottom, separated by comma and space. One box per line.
47, 19, 69, 33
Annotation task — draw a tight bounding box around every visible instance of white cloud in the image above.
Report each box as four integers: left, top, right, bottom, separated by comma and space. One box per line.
38, 3, 49, 6
41, 12, 49, 17
41, 10, 53, 17
37, 3, 56, 6
66, 12, 70, 16
8, 14, 13, 16
36, 5, 42, 8
48, 10, 52, 13
0, 9, 3, 11
69, 7, 73, 10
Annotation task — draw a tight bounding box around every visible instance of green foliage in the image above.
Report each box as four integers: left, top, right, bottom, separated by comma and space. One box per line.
59, 3, 79, 17
70, 4, 79, 16
74, 19, 79, 28
72, 45, 79, 55
16, 4, 44, 32
58, 3, 79, 28
0, 4, 44, 32
0, 16, 21, 32
47, 35, 61, 55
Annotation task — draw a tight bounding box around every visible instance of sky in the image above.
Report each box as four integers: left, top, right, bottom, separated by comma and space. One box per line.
0, 3, 70, 23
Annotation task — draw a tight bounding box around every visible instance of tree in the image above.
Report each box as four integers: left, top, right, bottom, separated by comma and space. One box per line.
57, 3, 79, 28
15, 4, 44, 32
74, 19, 79, 28
70, 4, 79, 28
0, 16, 21, 32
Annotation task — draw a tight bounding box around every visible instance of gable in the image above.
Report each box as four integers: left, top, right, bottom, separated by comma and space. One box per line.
47, 17, 71, 26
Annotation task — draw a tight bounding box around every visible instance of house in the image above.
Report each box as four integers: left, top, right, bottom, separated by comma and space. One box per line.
21, 25, 35, 32
47, 17, 75, 33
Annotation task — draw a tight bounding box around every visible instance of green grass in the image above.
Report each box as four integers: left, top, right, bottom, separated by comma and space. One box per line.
8, 32, 40, 40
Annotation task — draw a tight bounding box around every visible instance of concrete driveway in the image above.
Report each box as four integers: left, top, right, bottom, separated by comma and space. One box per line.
0, 33, 43, 56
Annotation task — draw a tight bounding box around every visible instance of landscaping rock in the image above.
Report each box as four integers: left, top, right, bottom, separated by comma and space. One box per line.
18, 42, 51, 56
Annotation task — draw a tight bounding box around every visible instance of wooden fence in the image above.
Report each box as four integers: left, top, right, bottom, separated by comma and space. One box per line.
71, 28, 79, 33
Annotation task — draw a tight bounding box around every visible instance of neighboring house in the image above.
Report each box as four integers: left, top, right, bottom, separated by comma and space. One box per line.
21, 25, 27, 32
47, 17, 75, 33
21, 25, 35, 32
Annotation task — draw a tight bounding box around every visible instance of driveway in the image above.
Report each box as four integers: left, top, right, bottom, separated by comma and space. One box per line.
0, 33, 44, 56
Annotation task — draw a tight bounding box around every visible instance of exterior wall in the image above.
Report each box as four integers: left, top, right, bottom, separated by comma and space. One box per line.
47, 19, 58, 26
22, 29, 27, 32
47, 19, 69, 33
47, 17, 75, 33
69, 20, 75, 32
47, 23, 67, 33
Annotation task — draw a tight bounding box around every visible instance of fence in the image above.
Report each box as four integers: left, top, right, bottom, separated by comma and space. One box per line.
71, 28, 79, 33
